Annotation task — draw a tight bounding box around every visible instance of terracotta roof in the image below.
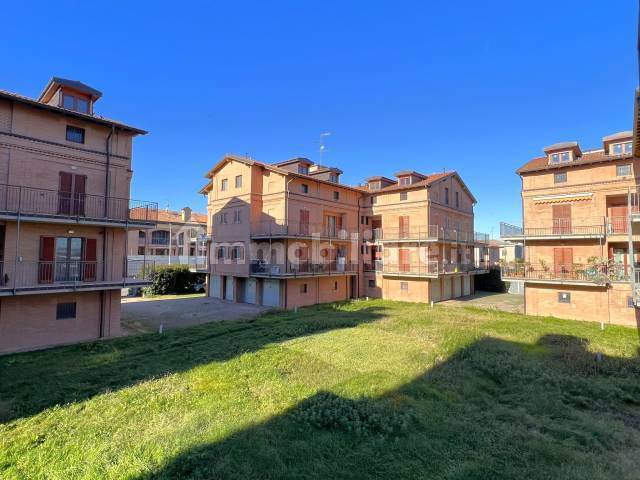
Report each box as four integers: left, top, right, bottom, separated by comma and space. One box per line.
393, 170, 426, 179
543, 141, 580, 154
517, 150, 633, 174
602, 131, 632, 143
272, 157, 312, 167
369, 171, 453, 193
0, 89, 147, 135
155, 209, 207, 225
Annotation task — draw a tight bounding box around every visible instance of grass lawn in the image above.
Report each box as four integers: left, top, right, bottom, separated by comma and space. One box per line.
1, 300, 639, 479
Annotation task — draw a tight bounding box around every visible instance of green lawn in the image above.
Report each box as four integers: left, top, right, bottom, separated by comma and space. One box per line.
1, 300, 639, 479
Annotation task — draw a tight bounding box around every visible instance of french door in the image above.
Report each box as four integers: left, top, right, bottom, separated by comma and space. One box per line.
58, 172, 87, 216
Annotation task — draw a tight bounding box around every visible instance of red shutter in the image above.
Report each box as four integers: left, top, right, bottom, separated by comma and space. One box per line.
399, 248, 410, 272
552, 204, 571, 234
399, 216, 410, 238
300, 209, 309, 235
73, 175, 87, 216
83, 238, 97, 281
39, 236, 55, 283
58, 172, 73, 215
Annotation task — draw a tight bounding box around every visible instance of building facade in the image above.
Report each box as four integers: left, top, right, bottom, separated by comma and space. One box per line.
501, 132, 640, 327
127, 207, 207, 268
0, 78, 157, 354
200, 155, 487, 308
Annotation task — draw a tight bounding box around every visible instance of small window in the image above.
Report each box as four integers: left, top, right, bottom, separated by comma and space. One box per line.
455, 191, 459, 208
333, 281, 338, 290
445, 187, 449, 205
300, 283, 308, 294
219, 212, 228, 224
400, 281, 408, 291
551, 153, 560, 163
234, 210, 241, 223
627, 296, 634, 308
301, 184, 309, 193
138, 231, 146, 239
66, 126, 85, 144
221, 179, 228, 191
624, 142, 633, 154
400, 192, 408, 201
560, 152, 570, 162
137, 246, 145, 255
368, 279, 375, 288
399, 177, 410, 185
329, 173, 338, 183
616, 164, 632, 177
298, 165, 309, 175
612, 142, 632, 155
333, 191, 339, 200
371, 196, 377, 205
217, 247, 225, 259
558, 292, 571, 304
554, 172, 567, 183
56, 302, 77, 319
235, 175, 242, 188
231, 246, 244, 260
62, 94, 89, 114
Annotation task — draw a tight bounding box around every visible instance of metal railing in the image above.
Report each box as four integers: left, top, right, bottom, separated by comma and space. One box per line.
363, 260, 383, 272
249, 260, 358, 276
0, 259, 155, 291
0, 184, 158, 224
379, 225, 480, 243
250, 220, 357, 239
382, 261, 480, 276
500, 222, 523, 238
607, 216, 629, 234
521, 218, 605, 237
500, 262, 629, 283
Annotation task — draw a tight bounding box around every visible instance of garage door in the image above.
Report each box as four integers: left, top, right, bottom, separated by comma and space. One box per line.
246, 278, 257, 304
442, 278, 451, 300
224, 276, 234, 301
430, 279, 441, 302
463, 276, 471, 296
262, 279, 281, 307
209, 275, 222, 298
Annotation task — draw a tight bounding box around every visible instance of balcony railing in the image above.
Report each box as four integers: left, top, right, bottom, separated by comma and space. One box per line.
382, 261, 481, 276
0, 259, 154, 292
249, 260, 358, 276
250, 220, 357, 240
501, 262, 629, 283
500, 222, 523, 238
363, 260, 383, 272
0, 184, 158, 224
379, 226, 480, 243
607, 216, 629, 234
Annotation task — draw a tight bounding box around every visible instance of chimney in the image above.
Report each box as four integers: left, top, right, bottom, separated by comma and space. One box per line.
181, 207, 192, 222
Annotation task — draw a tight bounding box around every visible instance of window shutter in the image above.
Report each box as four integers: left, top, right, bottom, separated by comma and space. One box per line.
58, 172, 73, 215
83, 238, 97, 281
39, 236, 55, 283
73, 175, 87, 216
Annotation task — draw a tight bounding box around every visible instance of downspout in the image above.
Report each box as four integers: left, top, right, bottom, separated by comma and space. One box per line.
521, 175, 527, 310
100, 126, 114, 338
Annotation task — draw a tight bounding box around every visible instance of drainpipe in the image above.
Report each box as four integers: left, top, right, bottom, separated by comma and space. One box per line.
100, 126, 114, 338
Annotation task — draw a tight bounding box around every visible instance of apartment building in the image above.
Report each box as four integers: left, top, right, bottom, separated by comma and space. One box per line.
200, 155, 486, 308
127, 207, 207, 268
0, 78, 157, 354
501, 132, 640, 326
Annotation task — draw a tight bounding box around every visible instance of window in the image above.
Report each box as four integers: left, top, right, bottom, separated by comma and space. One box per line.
221, 179, 228, 191
178, 232, 184, 245
301, 184, 309, 193
400, 281, 408, 291
617, 164, 632, 177
445, 187, 449, 205
558, 292, 571, 304
56, 302, 77, 319
137, 246, 145, 255
217, 246, 225, 259
334, 281, 338, 290
177, 247, 184, 256
368, 279, 375, 288
300, 283, 308, 294
65, 126, 85, 144
333, 191, 339, 200
551, 151, 571, 163
371, 196, 377, 205
231, 246, 244, 260
400, 192, 408, 201
399, 177, 411, 185
369, 181, 381, 190
612, 142, 633, 155
62, 94, 89, 114
138, 231, 146, 239
455, 192, 459, 208
554, 172, 567, 183
235, 175, 242, 188
329, 173, 338, 183
151, 230, 170, 245
219, 212, 228, 224
234, 210, 241, 224
298, 165, 309, 175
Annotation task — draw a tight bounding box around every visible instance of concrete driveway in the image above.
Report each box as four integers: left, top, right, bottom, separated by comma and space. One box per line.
121, 295, 270, 334
439, 290, 524, 313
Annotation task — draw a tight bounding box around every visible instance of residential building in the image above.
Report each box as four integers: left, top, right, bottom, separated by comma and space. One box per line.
0, 78, 157, 354
127, 207, 207, 268
200, 155, 487, 308
501, 132, 640, 326
475, 238, 523, 269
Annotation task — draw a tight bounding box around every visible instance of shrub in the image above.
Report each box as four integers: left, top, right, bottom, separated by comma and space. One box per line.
147, 265, 204, 295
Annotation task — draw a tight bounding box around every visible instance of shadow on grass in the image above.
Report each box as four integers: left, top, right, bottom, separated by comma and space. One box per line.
132, 334, 640, 480
0, 303, 387, 423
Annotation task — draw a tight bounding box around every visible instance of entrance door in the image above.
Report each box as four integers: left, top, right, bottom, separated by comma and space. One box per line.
553, 248, 573, 277
552, 204, 571, 234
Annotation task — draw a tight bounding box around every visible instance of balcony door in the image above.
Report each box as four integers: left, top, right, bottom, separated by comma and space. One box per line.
609, 205, 628, 234
299, 209, 309, 236
399, 216, 410, 239
553, 247, 573, 277
399, 248, 410, 272
552, 204, 571, 235
39, 236, 97, 283
58, 172, 87, 216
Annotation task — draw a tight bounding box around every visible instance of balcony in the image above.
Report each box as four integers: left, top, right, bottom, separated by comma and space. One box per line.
250, 220, 358, 241
0, 259, 154, 295
501, 262, 629, 286
363, 260, 383, 272
249, 260, 358, 277
378, 226, 480, 243
502, 219, 605, 240
382, 261, 485, 277
0, 184, 158, 227
499, 222, 524, 241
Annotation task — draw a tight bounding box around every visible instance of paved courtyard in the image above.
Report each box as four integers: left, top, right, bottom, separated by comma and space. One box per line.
121, 295, 270, 334
439, 290, 524, 313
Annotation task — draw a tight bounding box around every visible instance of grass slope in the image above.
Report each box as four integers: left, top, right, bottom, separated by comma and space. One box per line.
1, 300, 639, 479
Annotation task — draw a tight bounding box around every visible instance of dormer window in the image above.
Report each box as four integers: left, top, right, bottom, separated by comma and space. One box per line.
399, 177, 411, 185
298, 165, 309, 174
611, 142, 632, 155
329, 173, 338, 183
62, 93, 90, 114
369, 181, 381, 190
550, 151, 572, 164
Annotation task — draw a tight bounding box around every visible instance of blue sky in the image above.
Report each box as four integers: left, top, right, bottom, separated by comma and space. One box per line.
2, 1, 637, 236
